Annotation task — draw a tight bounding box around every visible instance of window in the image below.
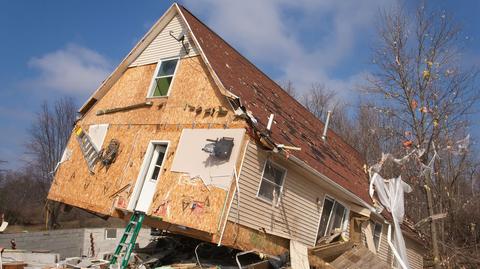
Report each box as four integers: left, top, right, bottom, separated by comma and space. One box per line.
372, 221, 383, 250
148, 58, 178, 97
105, 228, 117, 240
148, 144, 167, 181
257, 160, 286, 205
317, 197, 348, 240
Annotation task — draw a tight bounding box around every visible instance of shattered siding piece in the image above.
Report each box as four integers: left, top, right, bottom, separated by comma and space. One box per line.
290, 240, 310, 269
171, 128, 245, 190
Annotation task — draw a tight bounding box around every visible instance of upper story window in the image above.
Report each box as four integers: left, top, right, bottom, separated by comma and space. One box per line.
148, 58, 179, 97
317, 197, 348, 241
257, 160, 286, 205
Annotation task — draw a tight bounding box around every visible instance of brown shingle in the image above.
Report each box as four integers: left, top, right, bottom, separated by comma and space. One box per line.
179, 5, 372, 205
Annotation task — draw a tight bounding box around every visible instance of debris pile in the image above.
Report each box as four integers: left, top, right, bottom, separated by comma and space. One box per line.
0, 234, 289, 269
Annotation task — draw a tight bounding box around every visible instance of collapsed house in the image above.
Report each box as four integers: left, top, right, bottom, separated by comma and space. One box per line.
48, 3, 426, 268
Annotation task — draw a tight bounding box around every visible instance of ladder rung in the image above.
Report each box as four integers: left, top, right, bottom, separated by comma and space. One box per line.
87, 152, 97, 160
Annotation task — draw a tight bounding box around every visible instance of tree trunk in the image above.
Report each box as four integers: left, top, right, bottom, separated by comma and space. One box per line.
425, 183, 441, 269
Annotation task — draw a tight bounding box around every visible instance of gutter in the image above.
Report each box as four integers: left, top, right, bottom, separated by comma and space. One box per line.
287, 154, 377, 213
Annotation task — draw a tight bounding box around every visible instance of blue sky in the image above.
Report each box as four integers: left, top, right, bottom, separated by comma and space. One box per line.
0, 0, 479, 169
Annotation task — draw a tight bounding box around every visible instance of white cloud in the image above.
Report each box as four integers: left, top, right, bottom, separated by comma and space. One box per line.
27, 44, 112, 95
183, 0, 393, 100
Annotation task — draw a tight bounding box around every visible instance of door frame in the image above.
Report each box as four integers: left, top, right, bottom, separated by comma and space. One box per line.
127, 140, 170, 212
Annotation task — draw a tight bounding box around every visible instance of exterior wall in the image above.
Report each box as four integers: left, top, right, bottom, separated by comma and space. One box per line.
48, 55, 246, 235
0, 229, 84, 258
0, 228, 151, 259
130, 14, 199, 67
405, 237, 424, 269
227, 143, 325, 246
361, 224, 424, 269
82, 228, 151, 257
376, 225, 393, 264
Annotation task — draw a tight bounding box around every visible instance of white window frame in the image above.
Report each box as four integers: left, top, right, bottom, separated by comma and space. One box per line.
256, 159, 287, 206
146, 57, 180, 98
104, 228, 117, 240
127, 140, 170, 211
372, 221, 383, 251
315, 195, 350, 241
144, 143, 169, 183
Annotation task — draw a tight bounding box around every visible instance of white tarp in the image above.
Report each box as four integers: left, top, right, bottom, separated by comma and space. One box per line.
370, 172, 412, 269
171, 128, 245, 190
88, 124, 109, 150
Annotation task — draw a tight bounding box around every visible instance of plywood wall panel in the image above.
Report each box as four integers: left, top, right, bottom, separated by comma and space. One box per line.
49, 55, 247, 235
82, 56, 237, 127
220, 221, 289, 256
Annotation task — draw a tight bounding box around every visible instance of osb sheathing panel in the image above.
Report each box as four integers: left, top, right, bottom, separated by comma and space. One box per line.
219, 221, 289, 256
49, 55, 248, 234
81, 55, 236, 126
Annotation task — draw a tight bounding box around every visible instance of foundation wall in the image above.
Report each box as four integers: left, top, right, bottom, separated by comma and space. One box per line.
0, 228, 151, 259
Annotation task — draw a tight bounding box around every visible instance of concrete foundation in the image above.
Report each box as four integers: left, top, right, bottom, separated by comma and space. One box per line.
0, 228, 151, 259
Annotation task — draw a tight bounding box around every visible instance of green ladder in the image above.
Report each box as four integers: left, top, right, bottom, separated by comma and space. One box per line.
110, 211, 145, 269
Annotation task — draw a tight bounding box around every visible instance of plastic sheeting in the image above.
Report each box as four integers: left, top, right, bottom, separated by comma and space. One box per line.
369, 173, 412, 269
52, 148, 72, 174
369, 150, 417, 269
88, 124, 109, 150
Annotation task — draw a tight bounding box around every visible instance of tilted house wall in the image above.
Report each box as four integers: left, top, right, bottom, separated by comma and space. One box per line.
49, 12, 246, 241
49, 3, 426, 265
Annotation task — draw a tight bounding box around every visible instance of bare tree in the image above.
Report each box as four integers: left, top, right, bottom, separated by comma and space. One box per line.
367, 2, 479, 267
26, 97, 77, 229
279, 80, 298, 100
301, 83, 354, 142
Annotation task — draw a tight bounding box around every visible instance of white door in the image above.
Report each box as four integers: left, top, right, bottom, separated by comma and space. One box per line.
135, 144, 168, 212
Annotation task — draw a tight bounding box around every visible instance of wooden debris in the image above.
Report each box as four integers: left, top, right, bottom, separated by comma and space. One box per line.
309, 241, 354, 262
414, 212, 447, 228
96, 102, 153, 116
330, 245, 390, 268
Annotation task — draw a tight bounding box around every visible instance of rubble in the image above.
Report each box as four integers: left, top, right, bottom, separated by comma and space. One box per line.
0, 234, 289, 269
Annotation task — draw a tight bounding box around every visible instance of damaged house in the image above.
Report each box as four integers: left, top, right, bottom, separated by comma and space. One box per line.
48, 3, 426, 268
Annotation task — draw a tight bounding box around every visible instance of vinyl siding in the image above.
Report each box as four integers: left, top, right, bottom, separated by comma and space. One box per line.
405, 237, 424, 269
362, 224, 424, 269
228, 143, 324, 246
130, 14, 199, 67
377, 225, 393, 263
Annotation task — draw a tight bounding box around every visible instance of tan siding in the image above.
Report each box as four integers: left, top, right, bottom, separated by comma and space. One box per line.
228, 143, 324, 246
377, 226, 392, 263
405, 237, 424, 269
362, 224, 424, 269
130, 14, 199, 67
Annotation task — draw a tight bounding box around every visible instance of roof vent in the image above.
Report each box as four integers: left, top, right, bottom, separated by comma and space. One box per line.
322, 111, 332, 142
267, 113, 274, 132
